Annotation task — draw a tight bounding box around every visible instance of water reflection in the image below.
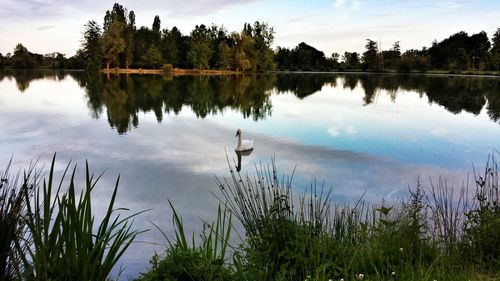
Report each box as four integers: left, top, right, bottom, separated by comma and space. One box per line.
2, 71, 500, 133
235, 149, 253, 172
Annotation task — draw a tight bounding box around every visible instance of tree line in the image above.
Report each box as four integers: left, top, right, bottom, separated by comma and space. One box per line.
1, 3, 500, 73
76, 3, 275, 71
275, 30, 500, 73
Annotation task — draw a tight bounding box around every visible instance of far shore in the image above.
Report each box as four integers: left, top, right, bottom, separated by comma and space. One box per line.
2, 67, 499, 78
101, 67, 500, 77
101, 68, 242, 75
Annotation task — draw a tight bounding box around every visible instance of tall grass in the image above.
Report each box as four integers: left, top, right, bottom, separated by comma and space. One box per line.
20, 154, 145, 280
213, 154, 499, 281
0, 155, 145, 280
127, 152, 500, 281
0, 159, 39, 280
137, 201, 233, 281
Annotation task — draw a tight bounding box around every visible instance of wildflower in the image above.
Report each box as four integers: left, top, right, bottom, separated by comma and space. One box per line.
399, 247, 403, 252
392, 271, 396, 276
340, 279, 344, 281
355, 273, 364, 280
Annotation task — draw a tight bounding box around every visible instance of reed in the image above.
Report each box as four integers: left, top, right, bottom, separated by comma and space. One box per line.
138, 201, 233, 281
19, 154, 144, 281
0, 158, 39, 280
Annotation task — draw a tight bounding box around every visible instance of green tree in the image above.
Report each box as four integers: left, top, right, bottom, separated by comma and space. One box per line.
82, 20, 103, 70
216, 41, 233, 70
342, 51, 360, 70
133, 27, 154, 66
469, 31, 490, 69
101, 21, 126, 70
187, 25, 213, 69
250, 21, 275, 71
490, 28, 500, 70
362, 39, 378, 70
232, 32, 252, 71
152, 15, 161, 49
141, 46, 163, 68
161, 27, 183, 67
12, 43, 36, 68
103, 3, 129, 67
124, 11, 136, 68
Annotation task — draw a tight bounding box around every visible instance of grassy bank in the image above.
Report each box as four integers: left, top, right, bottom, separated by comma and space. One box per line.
0, 154, 499, 280
136, 156, 500, 281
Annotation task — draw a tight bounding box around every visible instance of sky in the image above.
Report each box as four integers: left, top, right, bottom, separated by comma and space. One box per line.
0, 0, 499, 58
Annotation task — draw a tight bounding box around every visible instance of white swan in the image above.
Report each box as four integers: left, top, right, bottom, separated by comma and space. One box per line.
235, 129, 254, 152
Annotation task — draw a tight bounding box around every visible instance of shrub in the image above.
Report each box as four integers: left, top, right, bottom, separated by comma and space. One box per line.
162, 64, 173, 73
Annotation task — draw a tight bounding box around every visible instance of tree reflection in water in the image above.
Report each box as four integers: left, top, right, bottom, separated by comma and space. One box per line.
2, 70, 500, 134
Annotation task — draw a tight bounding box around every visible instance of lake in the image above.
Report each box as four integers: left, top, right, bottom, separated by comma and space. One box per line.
1, 70, 499, 278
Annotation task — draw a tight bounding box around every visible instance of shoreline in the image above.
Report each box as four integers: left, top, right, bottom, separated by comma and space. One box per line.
101, 68, 242, 75
2, 67, 499, 78
102, 68, 500, 78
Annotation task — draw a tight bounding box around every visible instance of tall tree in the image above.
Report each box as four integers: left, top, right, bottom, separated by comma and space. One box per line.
250, 21, 276, 71
187, 24, 213, 69
342, 52, 360, 69
161, 27, 183, 66
81, 20, 102, 70
491, 28, 500, 70
101, 21, 126, 70
232, 32, 252, 71
152, 15, 161, 49
469, 31, 490, 69
12, 43, 36, 68
362, 39, 378, 70
141, 46, 163, 68
103, 3, 129, 67
215, 41, 233, 70
124, 11, 136, 68
133, 26, 154, 66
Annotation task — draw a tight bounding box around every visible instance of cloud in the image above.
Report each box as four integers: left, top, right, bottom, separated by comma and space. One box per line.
37, 25, 54, 31
328, 127, 340, 137
334, 0, 347, 9
439, 0, 463, 10
0, 0, 260, 21
333, 0, 362, 11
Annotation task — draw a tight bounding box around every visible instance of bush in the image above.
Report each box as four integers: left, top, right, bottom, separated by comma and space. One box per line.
162, 63, 173, 73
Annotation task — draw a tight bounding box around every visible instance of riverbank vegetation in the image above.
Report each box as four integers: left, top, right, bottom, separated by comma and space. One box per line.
135, 155, 500, 281
0, 155, 143, 280
0, 153, 498, 280
1, 3, 500, 75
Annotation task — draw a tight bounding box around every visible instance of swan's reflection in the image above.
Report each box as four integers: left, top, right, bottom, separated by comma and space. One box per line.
235, 149, 253, 172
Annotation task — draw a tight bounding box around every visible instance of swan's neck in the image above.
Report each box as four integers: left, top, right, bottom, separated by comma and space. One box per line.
237, 134, 242, 147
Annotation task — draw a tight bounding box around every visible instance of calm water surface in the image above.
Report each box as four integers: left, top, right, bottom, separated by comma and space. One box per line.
1, 71, 499, 278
